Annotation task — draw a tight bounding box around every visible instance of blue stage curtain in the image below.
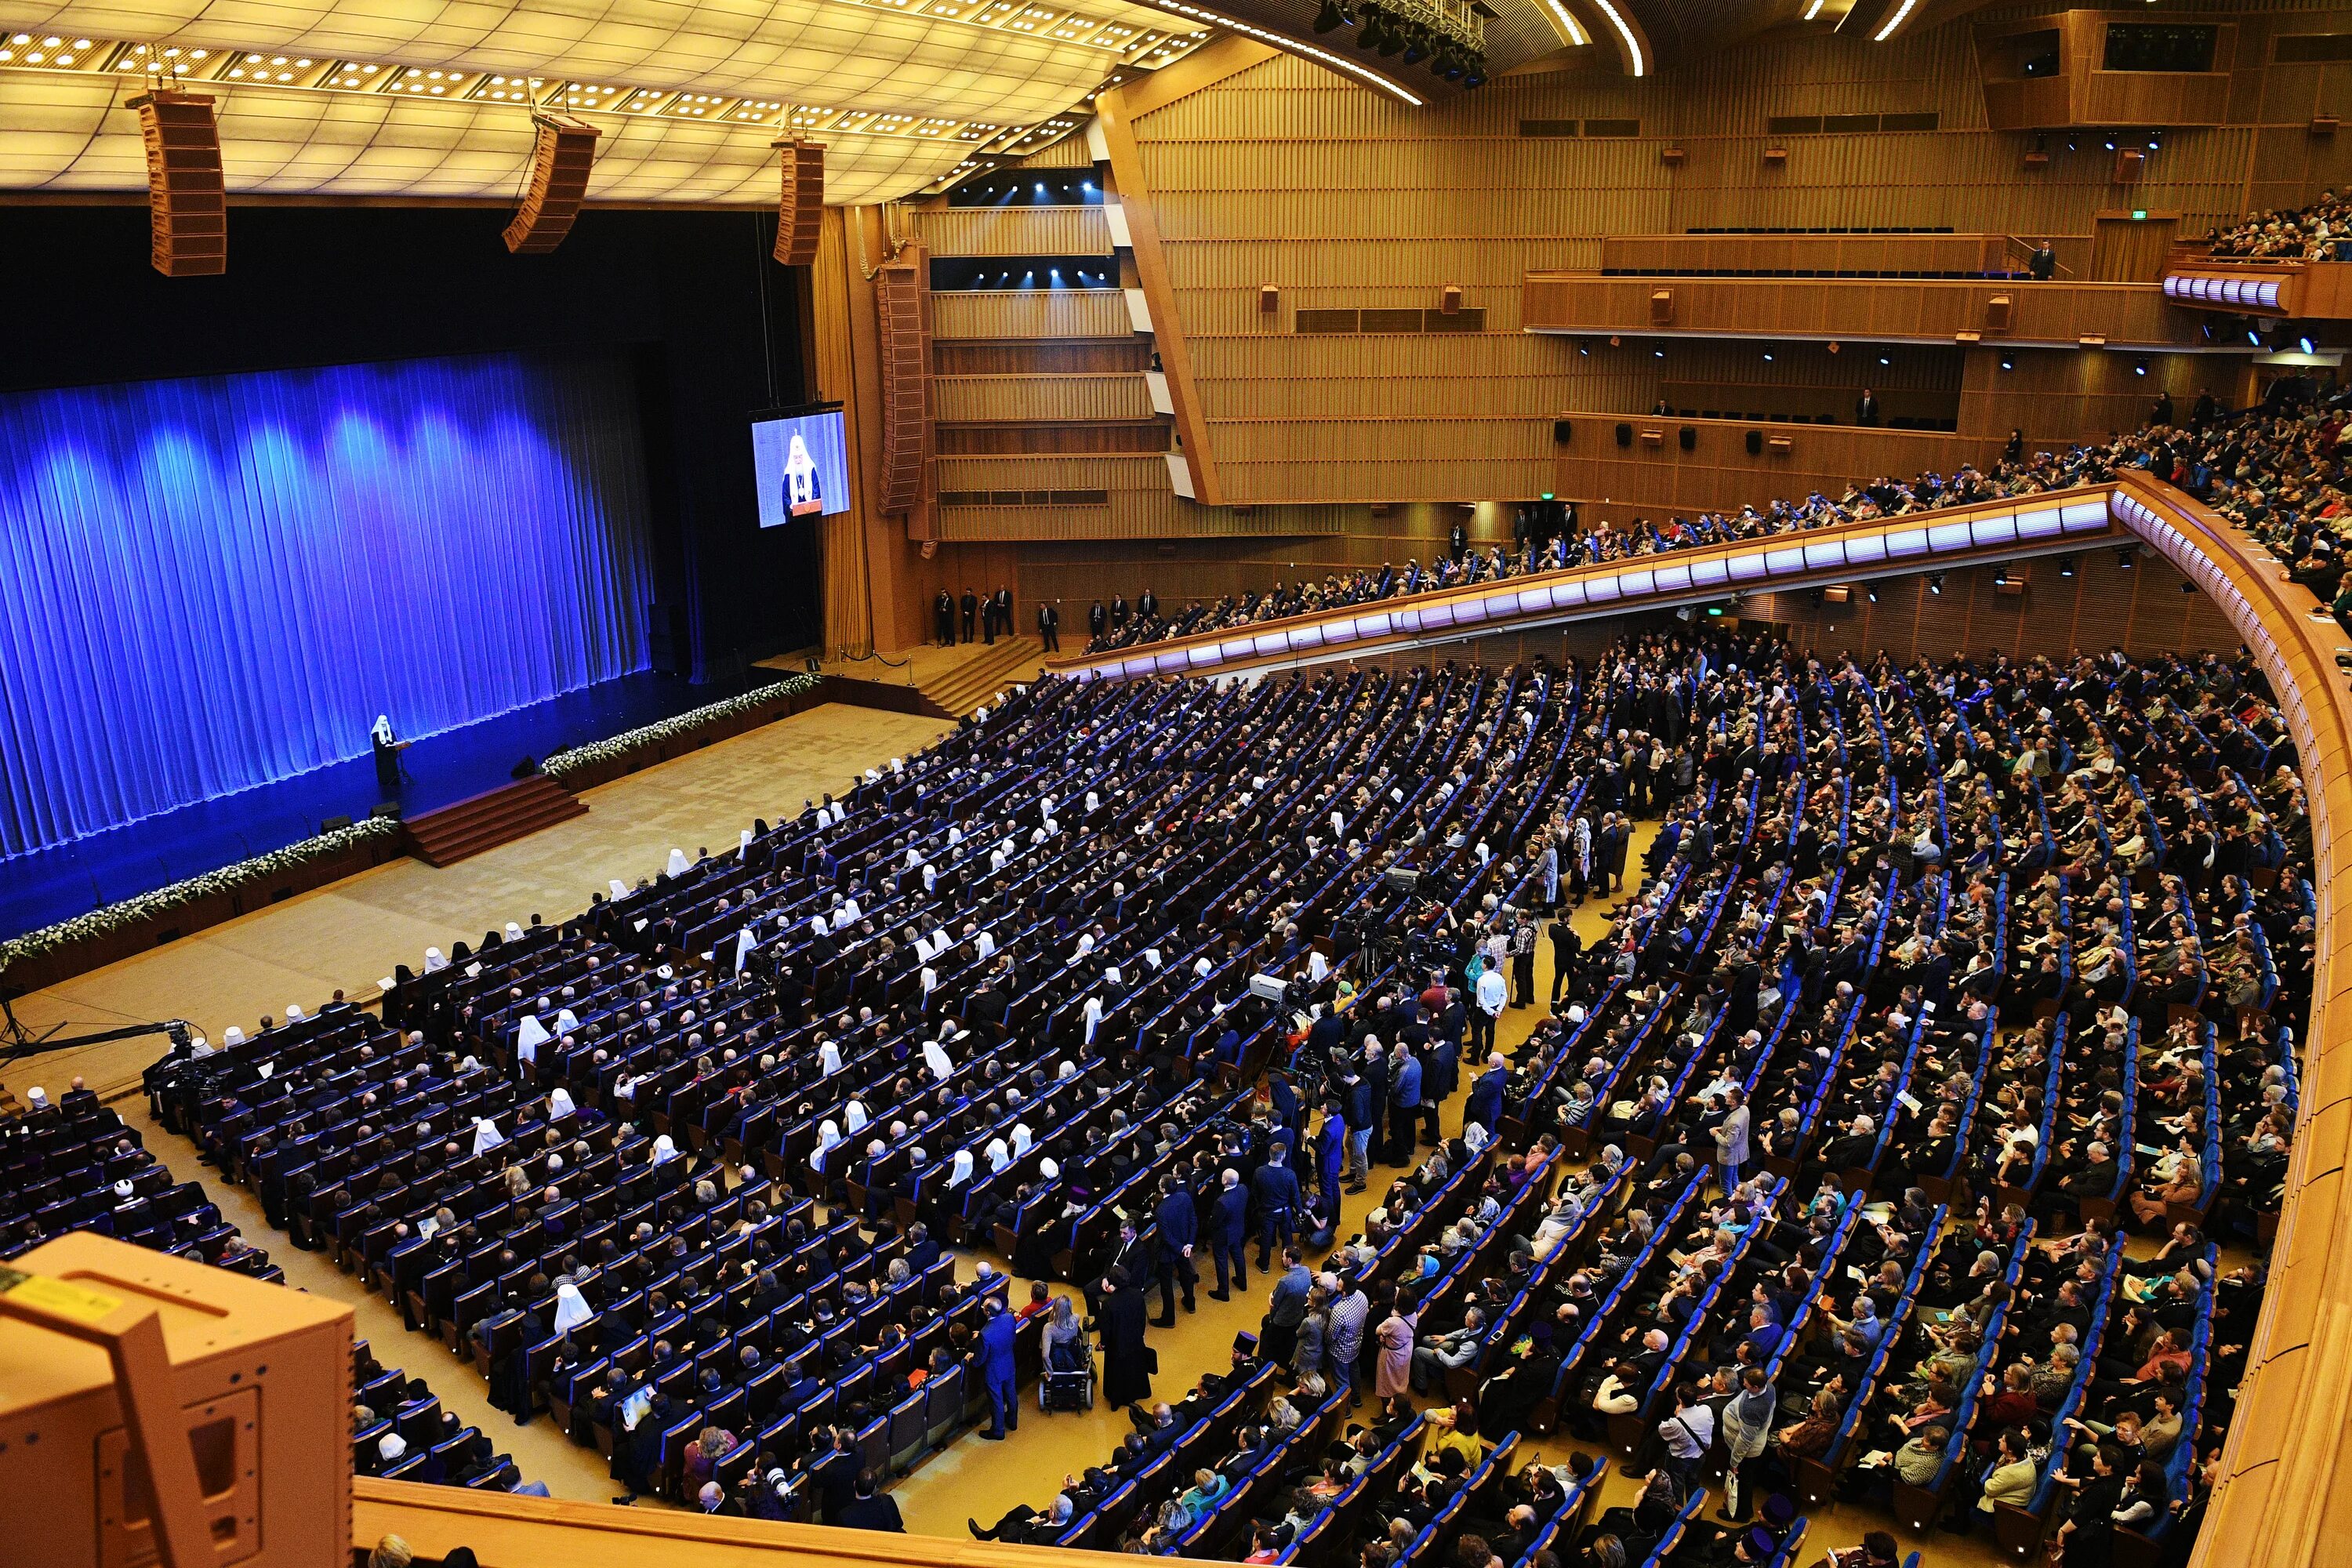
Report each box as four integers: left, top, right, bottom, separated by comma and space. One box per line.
0, 350, 656, 858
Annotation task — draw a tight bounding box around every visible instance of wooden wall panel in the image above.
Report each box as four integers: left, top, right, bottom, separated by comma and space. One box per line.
909, 206, 1115, 257
1520, 274, 2203, 347
935, 424, 1169, 454
1599, 232, 2027, 275
934, 372, 1157, 422
931, 290, 1132, 339
935, 341, 1154, 374
1957, 344, 2243, 450
1551, 416, 2009, 518
1739, 553, 2241, 661
942, 495, 1358, 543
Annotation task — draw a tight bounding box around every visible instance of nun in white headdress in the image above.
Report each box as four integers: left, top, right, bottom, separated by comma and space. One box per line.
1011, 1123, 1033, 1157
819, 1040, 844, 1077
515, 1014, 550, 1065
470, 1117, 506, 1156
551, 1280, 593, 1336
1075, 931, 1096, 957
948, 1149, 975, 1188
985, 1138, 1010, 1174
548, 1087, 578, 1120
423, 947, 448, 972
922, 1036, 954, 1082
844, 1100, 870, 1136
811, 1120, 843, 1172
651, 1134, 679, 1166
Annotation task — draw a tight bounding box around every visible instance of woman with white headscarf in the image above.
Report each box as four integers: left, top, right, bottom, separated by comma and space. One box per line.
1011, 1123, 1033, 1158
811, 1120, 843, 1172
652, 1134, 679, 1166
548, 1087, 577, 1120
819, 1040, 844, 1076
922, 1036, 954, 1082
552, 1280, 593, 1336
985, 1138, 1010, 1174
471, 1117, 505, 1156
844, 1100, 870, 1136
948, 1149, 975, 1188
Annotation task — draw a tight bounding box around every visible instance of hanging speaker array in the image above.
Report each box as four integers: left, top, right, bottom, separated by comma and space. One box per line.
773, 140, 825, 267
125, 90, 226, 277
875, 250, 931, 515
503, 117, 601, 255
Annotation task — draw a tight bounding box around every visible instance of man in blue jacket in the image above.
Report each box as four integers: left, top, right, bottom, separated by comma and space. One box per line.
1385, 1039, 1422, 1167
1208, 1167, 1250, 1301
978, 1297, 1019, 1439
1250, 1142, 1301, 1269
1314, 1101, 1347, 1240
1465, 1051, 1509, 1140
1152, 1174, 1197, 1327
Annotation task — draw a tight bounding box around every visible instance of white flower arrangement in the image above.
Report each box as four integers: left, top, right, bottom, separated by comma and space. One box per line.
0, 816, 405, 966
539, 674, 822, 785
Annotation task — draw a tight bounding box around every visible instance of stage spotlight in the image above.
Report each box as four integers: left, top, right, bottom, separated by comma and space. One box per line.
1993, 564, 2009, 586
1763, 351, 1774, 362
2116, 546, 2136, 569
1314, 0, 1348, 31
2058, 554, 2076, 577
2133, 356, 2148, 376
2249, 328, 2264, 346
2301, 336, 2317, 354
1578, 344, 1590, 356
1653, 347, 1665, 358
2180, 579, 2198, 594
1878, 354, 1890, 366
1377, 18, 1406, 55
1927, 572, 1944, 595
1999, 356, 2015, 371
1865, 584, 1879, 603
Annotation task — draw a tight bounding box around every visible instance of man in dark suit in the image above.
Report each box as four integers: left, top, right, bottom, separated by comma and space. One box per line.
978, 1296, 1020, 1439
1037, 600, 1061, 652
1250, 1143, 1301, 1269
1089, 600, 1108, 639
840, 1468, 906, 1531
959, 588, 978, 643
2027, 239, 2056, 280
1138, 586, 1159, 620
809, 1425, 860, 1524
1208, 1167, 1249, 1301
981, 587, 998, 644
1465, 1051, 1508, 1138
1152, 1174, 1197, 1326
1853, 387, 1881, 426
934, 589, 954, 645
1109, 593, 1130, 629
993, 586, 1014, 642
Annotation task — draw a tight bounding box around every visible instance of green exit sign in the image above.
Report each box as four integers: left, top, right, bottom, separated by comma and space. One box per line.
2132, 209, 2148, 220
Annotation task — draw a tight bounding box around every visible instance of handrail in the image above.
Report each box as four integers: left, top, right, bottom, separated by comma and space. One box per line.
2110, 477, 2350, 1568
1044, 485, 2116, 681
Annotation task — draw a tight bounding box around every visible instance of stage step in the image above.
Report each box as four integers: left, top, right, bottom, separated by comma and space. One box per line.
402, 775, 587, 868
921, 637, 1044, 717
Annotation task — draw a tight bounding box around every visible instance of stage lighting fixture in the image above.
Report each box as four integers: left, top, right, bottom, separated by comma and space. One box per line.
2133, 356, 2148, 376
1927, 572, 1944, 594
1314, 0, 1348, 31
2059, 554, 2076, 577
1999, 356, 2015, 371
1762, 351, 1775, 361
2249, 328, 2263, 345
2103, 137, 2116, 150
2180, 579, 2198, 594
1865, 585, 1879, 602
2116, 547, 2136, 568
2301, 336, 2317, 354
1403, 32, 1428, 64
1878, 354, 1890, 365
1377, 19, 1406, 55
1993, 564, 2009, 586
1653, 347, 1665, 358
1578, 344, 1590, 356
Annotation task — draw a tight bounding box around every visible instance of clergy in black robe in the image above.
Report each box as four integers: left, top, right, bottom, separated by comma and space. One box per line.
1098, 1265, 1155, 1408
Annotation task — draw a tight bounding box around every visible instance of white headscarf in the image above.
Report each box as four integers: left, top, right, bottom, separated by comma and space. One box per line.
845, 1100, 870, 1135
378, 1432, 407, 1463
552, 1281, 593, 1334
949, 1149, 975, 1187
1012, 1123, 1033, 1157
986, 1138, 1010, 1174
372, 714, 394, 745
666, 847, 689, 877
549, 1087, 578, 1120
471, 1117, 505, 1156
812, 1120, 842, 1171
652, 1134, 678, 1165
1040, 1157, 1061, 1180
923, 1038, 954, 1081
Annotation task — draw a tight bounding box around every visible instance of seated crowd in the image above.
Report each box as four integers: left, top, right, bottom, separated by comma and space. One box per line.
2199, 191, 2352, 260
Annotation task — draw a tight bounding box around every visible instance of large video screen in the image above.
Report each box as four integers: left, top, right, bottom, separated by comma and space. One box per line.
751, 405, 851, 525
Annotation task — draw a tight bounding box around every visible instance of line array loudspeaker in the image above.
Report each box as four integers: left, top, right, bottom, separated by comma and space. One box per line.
773, 140, 824, 266
125, 91, 225, 277
503, 118, 600, 255
876, 253, 932, 514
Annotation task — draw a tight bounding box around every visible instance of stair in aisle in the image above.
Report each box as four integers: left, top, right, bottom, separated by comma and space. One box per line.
401, 775, 588, 868
920, 637, 1043, 718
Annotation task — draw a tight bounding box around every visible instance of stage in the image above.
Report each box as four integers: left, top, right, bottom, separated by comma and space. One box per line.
0, 667, 785, 946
